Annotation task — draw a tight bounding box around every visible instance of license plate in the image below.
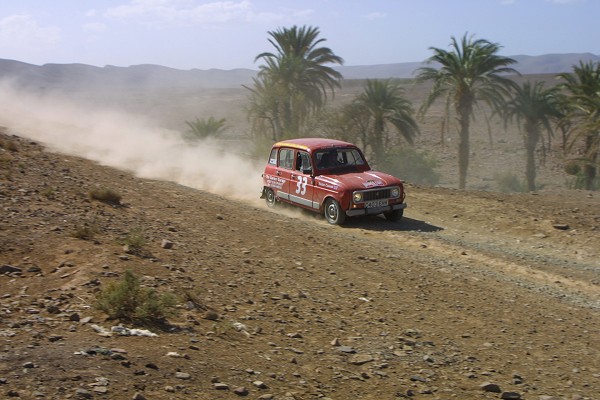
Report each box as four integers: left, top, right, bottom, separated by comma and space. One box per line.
365, 199, 388, 208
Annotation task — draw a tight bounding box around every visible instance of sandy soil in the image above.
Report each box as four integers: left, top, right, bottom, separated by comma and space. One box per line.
1, 132, 599, 400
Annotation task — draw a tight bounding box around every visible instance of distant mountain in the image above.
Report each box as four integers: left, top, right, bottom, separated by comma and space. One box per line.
0, 53, 598, 91
334, 53, 600, 79
0, 60, 257, 91
510, 53, 600, 74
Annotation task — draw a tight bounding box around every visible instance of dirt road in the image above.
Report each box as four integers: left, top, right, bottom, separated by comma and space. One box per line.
1, 133, 599, 399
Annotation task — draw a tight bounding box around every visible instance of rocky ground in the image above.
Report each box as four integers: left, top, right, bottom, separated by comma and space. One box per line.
1, 132, 599, 400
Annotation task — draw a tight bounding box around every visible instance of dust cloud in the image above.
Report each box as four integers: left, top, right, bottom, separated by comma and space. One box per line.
0, 80, 264, 203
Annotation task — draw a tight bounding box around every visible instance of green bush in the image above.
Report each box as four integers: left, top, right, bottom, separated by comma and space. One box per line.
564, 160, 581, 176
565, 172, 599, 190
564, 161, 599, 190
380, 147, 440, 185
95, 270, 177, 323
120, 227, 146, 249
72, 219, 98, 240
494, 172, 526, 193
0, 139, 18, 152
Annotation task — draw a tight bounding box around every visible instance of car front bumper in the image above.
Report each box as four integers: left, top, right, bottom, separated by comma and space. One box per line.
346, 202, 407, 217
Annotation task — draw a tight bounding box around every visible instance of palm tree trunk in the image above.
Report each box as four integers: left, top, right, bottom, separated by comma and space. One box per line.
372, 117, 385, 166
525, 125, 540, 192
457, 114, 470, 190
584, 132, 598, 190
525, 142, 537, 192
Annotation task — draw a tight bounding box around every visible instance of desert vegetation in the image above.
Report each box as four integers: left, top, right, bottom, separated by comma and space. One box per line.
0, 27, 598, 398
95, 269, 177, 324
183, 116, 227, 142
240, 27, 599, 191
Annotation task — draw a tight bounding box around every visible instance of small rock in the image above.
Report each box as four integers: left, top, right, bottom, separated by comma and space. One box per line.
75, 389, 92, 399
423, 354, 434, 363
512, 373, 524, 384
204, 311, 219, 321
253, 381, 267, 389
161, 239, 174, 249
214, 383, 229, 390
45, 305, 60, 315
175, 372, 191, 380
501, 392, 522, 399
552, 223, 569, 230
337, 346, 356, 354
480, 382, 501, 393
132, 393, 147, 400
0, 265, 22, 275
349, 354, 374, 365
233, 386, 249, 396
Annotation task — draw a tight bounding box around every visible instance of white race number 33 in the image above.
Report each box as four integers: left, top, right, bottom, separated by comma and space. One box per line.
296, 175, 307, 195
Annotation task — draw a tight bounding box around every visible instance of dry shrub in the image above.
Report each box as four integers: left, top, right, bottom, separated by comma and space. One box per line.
72, 219, 98, 240
89, 187, 122, 205
95, 270, 177, 324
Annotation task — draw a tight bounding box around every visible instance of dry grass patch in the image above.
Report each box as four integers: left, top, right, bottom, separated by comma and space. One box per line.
89, 187, 122, 205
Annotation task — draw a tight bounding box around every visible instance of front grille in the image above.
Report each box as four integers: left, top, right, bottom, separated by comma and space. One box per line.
362, 188, 392, 201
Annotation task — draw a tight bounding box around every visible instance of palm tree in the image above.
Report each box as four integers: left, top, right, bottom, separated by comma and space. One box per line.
416, 33, 518, 189
184, 117, 226, 141
248, 25, 343, 140
557, 61, 600, 190
353, 79, 419, 165
245, 75, 283, 141
503, 81, 562, 191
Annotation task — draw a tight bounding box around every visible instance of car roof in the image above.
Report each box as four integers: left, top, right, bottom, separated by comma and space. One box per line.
273, 138, 357, 152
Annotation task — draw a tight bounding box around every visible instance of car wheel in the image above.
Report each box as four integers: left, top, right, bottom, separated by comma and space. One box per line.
265, 188, 276, 208
324, 198, 346, 225
384, 209, 403, 222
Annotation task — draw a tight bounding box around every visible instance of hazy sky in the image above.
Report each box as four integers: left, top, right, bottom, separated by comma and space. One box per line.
0, 0, 597, 70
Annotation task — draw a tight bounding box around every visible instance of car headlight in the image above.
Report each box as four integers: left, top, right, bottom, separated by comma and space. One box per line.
353, 192, 363, 203
391, 187, 400, 198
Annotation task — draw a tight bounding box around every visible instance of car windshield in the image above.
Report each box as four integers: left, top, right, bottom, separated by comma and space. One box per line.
315, 147, 366, 172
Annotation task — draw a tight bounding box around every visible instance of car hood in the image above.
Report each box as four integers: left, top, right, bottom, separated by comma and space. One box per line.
316, 171, 402, 190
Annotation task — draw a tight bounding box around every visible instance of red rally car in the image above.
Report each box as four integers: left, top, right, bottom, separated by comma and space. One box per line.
260, 138, 407, 225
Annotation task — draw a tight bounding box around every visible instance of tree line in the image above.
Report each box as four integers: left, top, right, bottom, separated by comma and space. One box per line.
194, 25, 600, 191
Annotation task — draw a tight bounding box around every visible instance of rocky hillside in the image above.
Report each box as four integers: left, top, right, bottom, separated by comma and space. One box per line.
1, 130, 599, 399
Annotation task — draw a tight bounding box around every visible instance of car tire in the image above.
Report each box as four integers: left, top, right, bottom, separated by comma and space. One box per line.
324, 198, 346, 225
384, 209, 403, 222
265, 188, 276, 208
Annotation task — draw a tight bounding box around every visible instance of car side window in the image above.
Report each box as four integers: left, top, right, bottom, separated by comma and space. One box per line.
296, 151, 312, 174
268, 148, 277, 165
278, 148, 294, 170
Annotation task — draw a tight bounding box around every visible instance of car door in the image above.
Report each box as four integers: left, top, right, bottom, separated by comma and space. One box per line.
288, 150, 318, 210
275, 147, 295, 202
